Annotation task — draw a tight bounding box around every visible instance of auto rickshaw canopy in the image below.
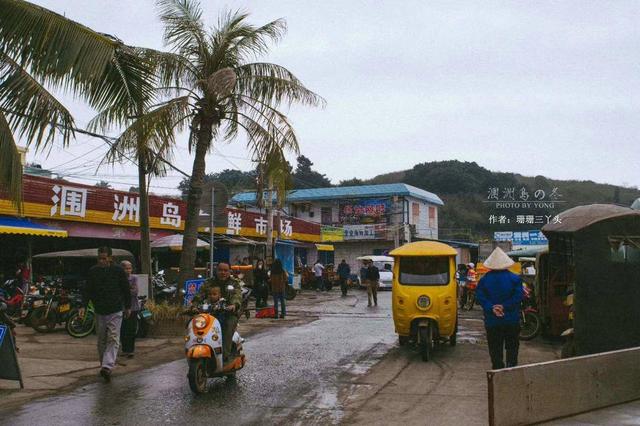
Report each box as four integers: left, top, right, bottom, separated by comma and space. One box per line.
390, 241, 457, 257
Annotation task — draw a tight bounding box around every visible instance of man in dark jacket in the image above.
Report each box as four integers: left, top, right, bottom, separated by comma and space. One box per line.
476, 247, 523, 369
81, 247, 131, 382
337, 259, 351, 297
365, 260, 380, 307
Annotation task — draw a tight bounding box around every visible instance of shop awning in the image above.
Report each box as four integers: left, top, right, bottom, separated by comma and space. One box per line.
315, 244, 334, 252
0, 216, 67, 238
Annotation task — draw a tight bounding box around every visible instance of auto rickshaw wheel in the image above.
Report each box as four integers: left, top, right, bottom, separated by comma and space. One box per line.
449, 321, 458, 347
419, 326, 432, 362
399, 335, 409, 346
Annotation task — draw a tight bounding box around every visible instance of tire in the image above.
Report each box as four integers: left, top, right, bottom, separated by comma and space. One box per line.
450, 321, 458, 347
66, 310, 96, 338
188, 359, 208, 394
561, 337, 576, 359
399, 335, 409, 346
419, 325, 432, 362
285, 286, 297, 301
31, 306, 57, 333
519, 311, 541, 341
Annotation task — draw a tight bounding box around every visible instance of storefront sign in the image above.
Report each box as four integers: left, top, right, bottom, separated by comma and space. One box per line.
183, 278, 205, 306
0, 175, 185, 231
321, 225, 344, 242
215, 208, 321, 243
339, 198, 390, 224
494, 230, 548, 245
343, 224, 386, 240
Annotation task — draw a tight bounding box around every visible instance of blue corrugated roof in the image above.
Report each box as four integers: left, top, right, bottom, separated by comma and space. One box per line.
231, 183, 444, 206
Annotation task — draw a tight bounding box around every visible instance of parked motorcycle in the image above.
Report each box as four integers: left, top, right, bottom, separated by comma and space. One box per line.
519, 283, 541, 340
65, 301, 96, 338
19, 293, 45, 327
185, 298, 246, 393
0, 279, 24, 319
30, 281, 82, 333
153, 270, 177, 302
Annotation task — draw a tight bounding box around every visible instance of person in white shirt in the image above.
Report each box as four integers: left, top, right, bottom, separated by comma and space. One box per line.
313, 261, 325, 291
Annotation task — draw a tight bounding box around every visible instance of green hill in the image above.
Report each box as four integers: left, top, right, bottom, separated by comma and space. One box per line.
364, 161, 640, 240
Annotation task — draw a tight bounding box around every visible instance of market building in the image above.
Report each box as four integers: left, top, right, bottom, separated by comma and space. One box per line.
230, 183, 445, 270
0, 173, 322, 283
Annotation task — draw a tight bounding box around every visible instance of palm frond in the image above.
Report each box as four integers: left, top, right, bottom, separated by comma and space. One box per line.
0, 52, 74, 150
231, 18, 287, 61
104, 96, 192, 169
235, 62, 325, 108
136, 47, 199, 91
157, 0, 208, 60
0, 112, 23, 211
0, 0, 154, 109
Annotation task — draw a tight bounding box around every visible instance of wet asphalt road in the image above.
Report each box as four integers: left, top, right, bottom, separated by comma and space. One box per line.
3, 291, 399, 426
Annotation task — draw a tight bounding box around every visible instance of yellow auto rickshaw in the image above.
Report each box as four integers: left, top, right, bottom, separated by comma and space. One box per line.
390, 241, 458, 361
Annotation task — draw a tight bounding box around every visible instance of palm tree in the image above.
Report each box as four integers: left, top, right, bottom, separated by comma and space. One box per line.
126, 0, 324, 284
0, 0, 153, 208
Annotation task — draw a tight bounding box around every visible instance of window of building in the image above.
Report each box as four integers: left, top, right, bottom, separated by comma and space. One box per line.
411, 203, 420, 225
321, 207, 332, 225
428, 206, 436, 229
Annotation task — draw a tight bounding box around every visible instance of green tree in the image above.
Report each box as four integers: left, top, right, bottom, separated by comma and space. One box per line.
0, 0, 153, 209
126, 0, 324, 284
95, 180, 112, 189
292, 155, 331, 188
178, 169, 257, 198
337, 177, 364, 187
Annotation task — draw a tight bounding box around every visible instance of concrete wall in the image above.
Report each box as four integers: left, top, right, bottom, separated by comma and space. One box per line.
487, 346, 640, 426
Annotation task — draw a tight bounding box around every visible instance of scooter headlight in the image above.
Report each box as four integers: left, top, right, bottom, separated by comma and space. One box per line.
417, 295, 431, 310
193, 315, 207, 329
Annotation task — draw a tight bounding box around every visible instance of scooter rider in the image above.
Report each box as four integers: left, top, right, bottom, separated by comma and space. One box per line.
192, 262, 242, 363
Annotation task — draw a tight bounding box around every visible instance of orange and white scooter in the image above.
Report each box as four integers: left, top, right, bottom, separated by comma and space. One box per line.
185, 298, 246, 393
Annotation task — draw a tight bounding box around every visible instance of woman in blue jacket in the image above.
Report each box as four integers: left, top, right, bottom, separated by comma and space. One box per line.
476, 247, 523, 369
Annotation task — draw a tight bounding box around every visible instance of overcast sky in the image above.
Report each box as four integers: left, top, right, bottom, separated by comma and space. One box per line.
26, 0, 640, 195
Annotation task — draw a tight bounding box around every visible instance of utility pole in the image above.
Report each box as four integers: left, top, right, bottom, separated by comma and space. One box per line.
209, 185, 215, 278
136, 103, 152, 298
265, 175, 274, 264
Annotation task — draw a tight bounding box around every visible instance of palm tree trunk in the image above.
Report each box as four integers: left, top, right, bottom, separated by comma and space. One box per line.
179, 119, 213, 287
138, 155, 152, 296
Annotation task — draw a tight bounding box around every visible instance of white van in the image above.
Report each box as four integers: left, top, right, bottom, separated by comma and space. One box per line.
356, 255, 394, 290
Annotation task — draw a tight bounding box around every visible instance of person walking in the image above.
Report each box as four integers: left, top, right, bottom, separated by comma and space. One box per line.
119, 260, 139, 359
269, 259, 288, 319
457, 264, 468, 308
313, 260, 325, 292
253, 259, 269, 308
366, 260, 380, 307
465, 263, 478, 310
337, 259, 351, 297
81, 247, 131, 382
476, 247, 523, 370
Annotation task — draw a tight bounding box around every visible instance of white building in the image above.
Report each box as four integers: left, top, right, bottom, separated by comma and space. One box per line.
231, 183, 444, 270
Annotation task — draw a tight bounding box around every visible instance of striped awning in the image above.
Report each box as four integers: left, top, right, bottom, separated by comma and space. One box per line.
315, 244, 334, 252
0, 216, 68, 238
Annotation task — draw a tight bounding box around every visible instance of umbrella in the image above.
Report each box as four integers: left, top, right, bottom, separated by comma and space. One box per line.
150, 234, 209, 251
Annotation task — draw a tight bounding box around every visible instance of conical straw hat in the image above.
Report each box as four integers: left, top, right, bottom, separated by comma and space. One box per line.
483, 246, 515, 270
